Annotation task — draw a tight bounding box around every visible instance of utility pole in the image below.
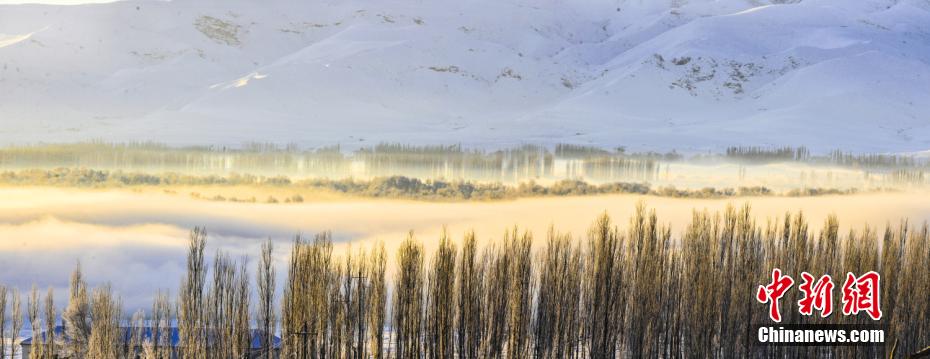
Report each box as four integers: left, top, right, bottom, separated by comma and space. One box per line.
289, 322, 316, 359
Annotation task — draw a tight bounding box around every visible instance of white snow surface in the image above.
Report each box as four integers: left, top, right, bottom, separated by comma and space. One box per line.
0, 0, 928, 153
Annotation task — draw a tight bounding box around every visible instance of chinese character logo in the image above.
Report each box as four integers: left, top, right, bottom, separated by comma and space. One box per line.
756, 269, 882, 322
842, 271, 882, 320
756, 268, 794, 322
797, 272, 834, 317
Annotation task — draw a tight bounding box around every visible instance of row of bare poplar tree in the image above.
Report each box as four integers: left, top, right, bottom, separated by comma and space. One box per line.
0, 203, 928, 358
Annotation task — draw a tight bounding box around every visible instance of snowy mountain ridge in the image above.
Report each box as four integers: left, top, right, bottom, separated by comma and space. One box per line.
0, 0, 928, 153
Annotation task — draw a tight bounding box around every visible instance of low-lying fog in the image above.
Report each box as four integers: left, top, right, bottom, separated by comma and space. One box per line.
2, 187, 930, 311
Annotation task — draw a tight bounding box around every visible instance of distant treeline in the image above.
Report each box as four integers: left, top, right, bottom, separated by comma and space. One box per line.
0, 167, 872, 201
725, 146, 811, 162
829, 150, 928, 169
0, 142, 660, 182
1, 142, 926, 187
724, 146, 930, 169
2, 205, 928, 358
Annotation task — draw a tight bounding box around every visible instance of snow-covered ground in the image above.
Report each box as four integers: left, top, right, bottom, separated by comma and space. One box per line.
0, 0, 928, 153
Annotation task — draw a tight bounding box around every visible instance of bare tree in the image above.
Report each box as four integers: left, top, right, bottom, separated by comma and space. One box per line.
127, 309, 145, 358
27, 286, 41, 359
534, 227, 582, 358
63, 262, 91, 359
367, 242, 387, 359
235, 261, 251, 359
340, 247, 370, 359
455, 231, 482, 359
328, 256, 346, 359
205, 251, 252, 359
680, 209, 719, 358
894, 223, 929, 356
87, 285, 121, 359
256, 239, 276, 359
178, 227, 207, 359
393, 233, 424, 359
281, 233, 334, 359
0, 285, 7, 359
582, 213, 624, 358
10, 288, 23, 359
426, 229, 456, 359
505, 228, 533, 358
147, 290, 172, 359
479, 241, 509, 358
43, 287, 55, 359
625, 203, 673, 358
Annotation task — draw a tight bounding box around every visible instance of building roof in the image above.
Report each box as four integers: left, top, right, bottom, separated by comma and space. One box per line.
22, 326, 280, 349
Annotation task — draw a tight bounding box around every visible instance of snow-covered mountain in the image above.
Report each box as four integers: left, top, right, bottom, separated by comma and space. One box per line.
0, 0, 928, 153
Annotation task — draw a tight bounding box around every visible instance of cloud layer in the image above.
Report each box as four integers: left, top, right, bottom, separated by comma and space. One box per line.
2, 187, 930, 310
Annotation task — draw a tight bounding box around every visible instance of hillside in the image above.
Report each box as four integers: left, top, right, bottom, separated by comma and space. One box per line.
0, 0, 928, 153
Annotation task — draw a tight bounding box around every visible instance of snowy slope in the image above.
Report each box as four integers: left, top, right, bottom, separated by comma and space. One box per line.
0, 0, 928, 153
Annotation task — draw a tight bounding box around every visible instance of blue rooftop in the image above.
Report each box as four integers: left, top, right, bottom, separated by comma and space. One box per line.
22, 325, 280, 349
